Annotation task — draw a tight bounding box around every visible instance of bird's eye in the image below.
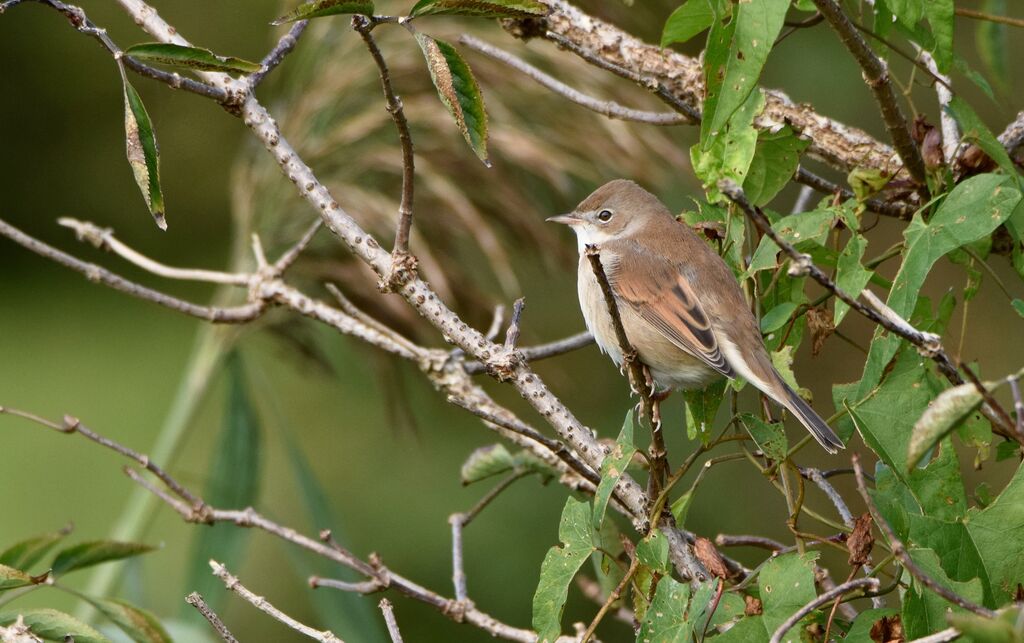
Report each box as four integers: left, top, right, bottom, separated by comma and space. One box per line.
597, 209, 613, 223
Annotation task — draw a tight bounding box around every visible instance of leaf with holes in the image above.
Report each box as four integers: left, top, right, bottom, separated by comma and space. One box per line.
124, 43, 261, 73
272, 0, 374, 24
637, 578, 717, 642
739, 413, 787, 461
759, 552, 818, 635
416, 34, 489, 165
834, 233, 872, 325
410, 0, 545, 18
122, 75, 164, 229
592, 411, 636, 528
743, 127, 810, 206
532, 497, 595, 642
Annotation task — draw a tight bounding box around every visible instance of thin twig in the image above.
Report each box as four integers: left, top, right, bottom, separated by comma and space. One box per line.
1010, 376, 1023, 436
955, 7, 1024, 29
211, 560, 345, 643
186, 592, 239, 643
714, 534, 786, 551
250, 20, 308, 88
272, 218, 323, 275
768, 577, 879, 643
581, 554, 638, 643
793, 166, 912, 219
309, 577, 384, 594
504, 297, 526, 350
810, 0, 927, 184
353, 15, 416, 260
464, 331, 594, 375
803, 468, 855, 528
907, 627, 961, 643
378, 599, 404, 643
852, 454, 996, 618
459, 35, 688, 126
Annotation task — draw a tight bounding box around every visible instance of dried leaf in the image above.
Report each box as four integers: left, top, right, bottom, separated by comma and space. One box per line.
869, 614, 904, 642
743, 594, 762, 616
121, 75, 164, 229
847, 513, 874, 567
416, 34, 489, 165
694, 537, 729, 579
806, 306, 834, 356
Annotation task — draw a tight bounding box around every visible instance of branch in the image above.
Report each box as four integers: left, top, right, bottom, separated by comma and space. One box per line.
955, 7, 1024, 29
378, 599, 404, 643
353, 15, 416, 265
998, 111, 1024, 158
250, 20, 309, 88
459, 35, 689, 126
917, 50, 958, 164
211, 561, 344, 643
852, 454, 996, 618
809, 0, 927, 184
186, 592, 239, 643
793, 167, 912, 220
463, 331, 594, 375
767, 576, 880, 643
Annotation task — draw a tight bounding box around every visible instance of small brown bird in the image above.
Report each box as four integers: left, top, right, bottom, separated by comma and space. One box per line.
549, 179, 843, 453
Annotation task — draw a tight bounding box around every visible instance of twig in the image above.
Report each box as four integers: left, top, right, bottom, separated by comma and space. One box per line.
459, 35, 688, 126
484, 305, 506, 342
353, 15, 416, 261
504, 297, 526, 350
309, 577, 384, 594
793, 167, 912, 219
211, 561, 345, 643
250, 20, 309, 88
186, 592, 239, 643
955, 7, 1024, 29
907, 627, 961, 642
580, 554, 638, 643
714, 534, 786, 551
918, 50, 958, 163
852, 454, 996, 618
810, 0, 927, 184
1010, 376, 1023, 436
767, 576, 879, 643
378, 599, 404, 643
960, 362, 1020, 440
464, 331, 594, 375
272, 218, 323, 275
802, 468, 854, 528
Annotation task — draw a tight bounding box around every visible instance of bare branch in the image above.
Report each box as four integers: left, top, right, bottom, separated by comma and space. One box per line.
917, 50, 959, 163
998, 111, 1024, 157
464, 331, 594, 375
272, 218, 323, 275
186, 592, 239, 643
768, 576, 880, 643
852, 454, 996, 618
802, 468, 855, 529
250, 20, 309, 89
503, 297, 526, 351
378, 599, 404, 643
908, 627, 962, 643
459, 35, 689, 126
793, 167, 912, 220
955, 7, 1024, 29
211, 560, 345, 643
714, 534, 786, 551
309, 577, 384, 594
809, 0, 927, 184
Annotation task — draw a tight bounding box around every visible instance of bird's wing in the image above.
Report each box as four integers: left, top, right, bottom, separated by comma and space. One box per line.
604, 247, 734, 378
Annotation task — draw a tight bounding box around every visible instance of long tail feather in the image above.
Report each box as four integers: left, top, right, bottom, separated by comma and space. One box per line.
779, 381, 844, 454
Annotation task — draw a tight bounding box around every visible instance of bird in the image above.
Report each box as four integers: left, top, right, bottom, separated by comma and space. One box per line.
547, 179, 844, 453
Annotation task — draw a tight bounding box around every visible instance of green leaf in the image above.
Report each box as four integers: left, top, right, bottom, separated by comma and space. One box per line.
0, 529, 68, 571
855, 174, 1021, 397
683, 379, 726, 444
712, 615, 769, 641
661, 0, 715, 46
0, 609, 110, 643
272, 0, 374, 24
416, 34, 489, 165
975, 0, 1009, 95
844, 608, 899, 641
743, 128, 810, 206
409, 0, 545, 18
50, 541, 155, 576
847, 167, 892, 201
962, 462, 1024, 606
946, 96, 1018, 178
770, 345, 805, 399
692, 88, 763, 199
186, 352, 262, 613
532, 497, 596, 643
93, 599, 172, 643
907, 382, 983, 470
902, 547, 985, 638
834, 233, 872, 325
760, 302, 797, 334
948, 606, 1024, 643
635, 531, 670, 573
0, 564, 35, 592
921, 0, 954, 73
124, 43, 260, 73
460, 444, 514, 484
121, 75, 164, 230
759, 552, 818, 636
637, 579, 716, 642
592, 411, 636, 528
1013, 299, 1024, 318
739, 413, 787, 461
747, 209, 834, 274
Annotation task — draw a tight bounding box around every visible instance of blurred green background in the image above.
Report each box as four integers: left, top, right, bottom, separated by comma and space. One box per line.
1, 1, 1023, 641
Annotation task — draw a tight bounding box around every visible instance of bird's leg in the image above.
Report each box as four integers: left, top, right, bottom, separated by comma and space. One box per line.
642, 365, 666, 429
761, 395, 776, 423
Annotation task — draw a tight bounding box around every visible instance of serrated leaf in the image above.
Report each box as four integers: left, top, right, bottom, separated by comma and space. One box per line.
683, 379, 726, 445
409, 0, 545, 18
124, 43, 260, 74
834, 233, 872, 325
272, 0, 374, 24
743, 128, 810, 206
532, 497, 595, 643
121, 75, 164, 230
0, 609, 110, 643
739, 413, 787, 461
759, 552, 818, 636
592, 411, 636, 528
416, 34, 488, 165
0, 530, 68, 571
0, 564, 35, 592
186, 352, 261, 613
93, 599, 171, 643
907, 382, 983, 470
637, 578, 716, 642
50, 541, 155, 576
661, 0, 715, 46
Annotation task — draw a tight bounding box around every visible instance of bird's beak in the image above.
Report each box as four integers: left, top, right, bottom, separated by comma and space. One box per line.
546, 213, 582, 226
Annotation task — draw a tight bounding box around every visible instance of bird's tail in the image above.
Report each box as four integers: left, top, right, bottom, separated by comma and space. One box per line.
778, 380, 845, 454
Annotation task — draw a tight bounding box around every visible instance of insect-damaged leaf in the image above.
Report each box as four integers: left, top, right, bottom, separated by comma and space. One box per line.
124, 43, 261, 74
410, 0, 546, 19
592, 410, 636, 528
416, 34, 489, 165
532, 497, 595, 642
121, 73, 165, 229
273, 0, 374, 24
